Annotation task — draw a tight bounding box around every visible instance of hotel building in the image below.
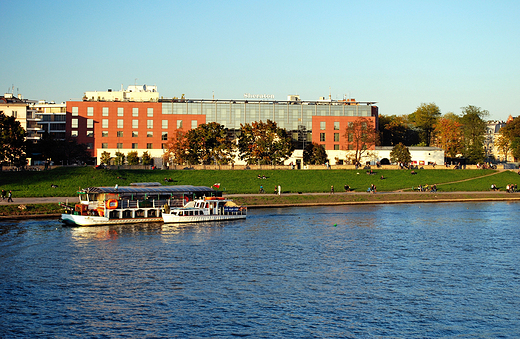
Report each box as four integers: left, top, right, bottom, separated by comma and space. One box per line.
67, 86, 379, 165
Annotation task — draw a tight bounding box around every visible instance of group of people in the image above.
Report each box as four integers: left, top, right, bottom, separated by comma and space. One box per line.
1, 189, 13, 202
506, 184, 518, 193
415, 184, 437, 192
367, 184, 377, 193
490, 184, 518, 192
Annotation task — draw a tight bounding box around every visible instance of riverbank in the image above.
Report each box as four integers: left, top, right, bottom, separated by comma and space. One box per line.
2, 191, 520, 220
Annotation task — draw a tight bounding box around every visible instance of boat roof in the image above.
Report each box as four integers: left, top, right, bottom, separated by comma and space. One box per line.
80, 184, 215, 195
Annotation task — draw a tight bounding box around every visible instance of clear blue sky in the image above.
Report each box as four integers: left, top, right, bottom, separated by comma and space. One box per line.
2, 0, 519, 120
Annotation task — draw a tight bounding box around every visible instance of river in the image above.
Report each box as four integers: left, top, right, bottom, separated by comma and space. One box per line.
1, 202, 519, 338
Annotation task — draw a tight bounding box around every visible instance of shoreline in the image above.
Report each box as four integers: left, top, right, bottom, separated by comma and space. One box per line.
1, 191, 520, 220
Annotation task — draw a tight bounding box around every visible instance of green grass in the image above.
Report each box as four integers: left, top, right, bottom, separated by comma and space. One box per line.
0, 203, 62, 216
0, 166, 515, 197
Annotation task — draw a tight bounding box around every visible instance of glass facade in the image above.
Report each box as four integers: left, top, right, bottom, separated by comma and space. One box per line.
161, 100, 373, 131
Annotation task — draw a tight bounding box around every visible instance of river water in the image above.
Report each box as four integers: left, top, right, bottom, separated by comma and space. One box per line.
1, 202, 519, 338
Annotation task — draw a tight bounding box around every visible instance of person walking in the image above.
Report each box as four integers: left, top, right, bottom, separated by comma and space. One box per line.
330, 185, 334, 194
7, 190, 13, 202
1, 189, 5, 200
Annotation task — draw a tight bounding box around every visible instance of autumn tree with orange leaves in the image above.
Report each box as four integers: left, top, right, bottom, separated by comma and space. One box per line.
433, 113, 463, 158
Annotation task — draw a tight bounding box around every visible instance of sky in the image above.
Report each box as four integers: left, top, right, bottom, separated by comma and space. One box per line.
2, 0, 520, 120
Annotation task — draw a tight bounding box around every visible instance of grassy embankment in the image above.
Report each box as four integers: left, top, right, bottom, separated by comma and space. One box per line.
1, 166, 520, 216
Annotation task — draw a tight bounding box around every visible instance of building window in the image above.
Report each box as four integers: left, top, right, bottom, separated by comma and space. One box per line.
147, 143, 153, 149
348, 133, 353, 142
102, 119, 108, 128
102, 131, 108, 137
72, 107, 78, 116
162, 132, 168, 140
348, 122, 353, 128
117, 119, 123, 128
87, 143, 93, 150
191, 120, 197, 129
132, 120, 138, 128
117, 143, 123, 149
71, 131, 78, 137
87, 119, 93, 128
132, 131, 138, 137
102, 107, 109, 116
348, 144, 354, 150
72, 119, 78, 128
162, 120, 168, 129
132, 143, 138, 149
320, 133, 325, 142
117, 131, 123, 137
177, 120, 183, 129
102, 143, 108, 149
87, 107, 94, 116
147, 131, 153, 138
147, 120, 153, 129
334, 144, 339, 150
147, 108, 153, 117
320, 121, 326, 130
132, 107, 139, 116
334, 121, 340, 130
162, 143, 167, 149
117, 107, 124, 116
334, 133, 339, 142
87, 131, 94, 137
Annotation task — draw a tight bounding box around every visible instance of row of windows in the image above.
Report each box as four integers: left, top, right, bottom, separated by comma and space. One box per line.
71, 119, 196, 129
320, 121, 355, 130
72, 107, 155, 117
101, 143, 165, 150
319, 133, 345, 142
71, 130, 170, 140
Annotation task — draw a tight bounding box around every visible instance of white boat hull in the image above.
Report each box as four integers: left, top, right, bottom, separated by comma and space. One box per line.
60, 213, 163, 226
162, 213, 246, 224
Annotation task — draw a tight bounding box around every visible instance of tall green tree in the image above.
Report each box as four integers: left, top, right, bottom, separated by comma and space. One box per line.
378, 114, 419, 146
460, 105, 488, 164
409, 103, 441, 146
238, 120, 294, 165
0, 111, 27, 167
303, 142, 328, 165
390, 143, 412, 165
184, 122, 235, 165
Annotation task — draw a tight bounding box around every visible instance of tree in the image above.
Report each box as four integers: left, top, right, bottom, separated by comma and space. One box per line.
303, 142, 328, 165
379, 114, 419, 146
238, 120, 294, 165
141, 151, 152, 166
185, 122, 235, 165
343, 117, 377, 165
127, 151, 139, 165
460, 105, 488, 164
163, 129, 190, 165
100, 151, 111, 165
433, 113, 463, 158
114, 151, 125, 165
0, 111, 27, 167
390, 143, 412, 165
410, 103, 441, 146
497, 117, 520, 161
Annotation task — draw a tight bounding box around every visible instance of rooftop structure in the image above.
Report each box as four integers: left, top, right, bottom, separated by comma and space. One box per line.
84, 84, 159, 102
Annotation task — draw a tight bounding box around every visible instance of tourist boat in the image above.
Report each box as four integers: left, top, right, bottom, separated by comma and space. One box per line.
60, 183, 217, 226
162, 197, 247, 223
